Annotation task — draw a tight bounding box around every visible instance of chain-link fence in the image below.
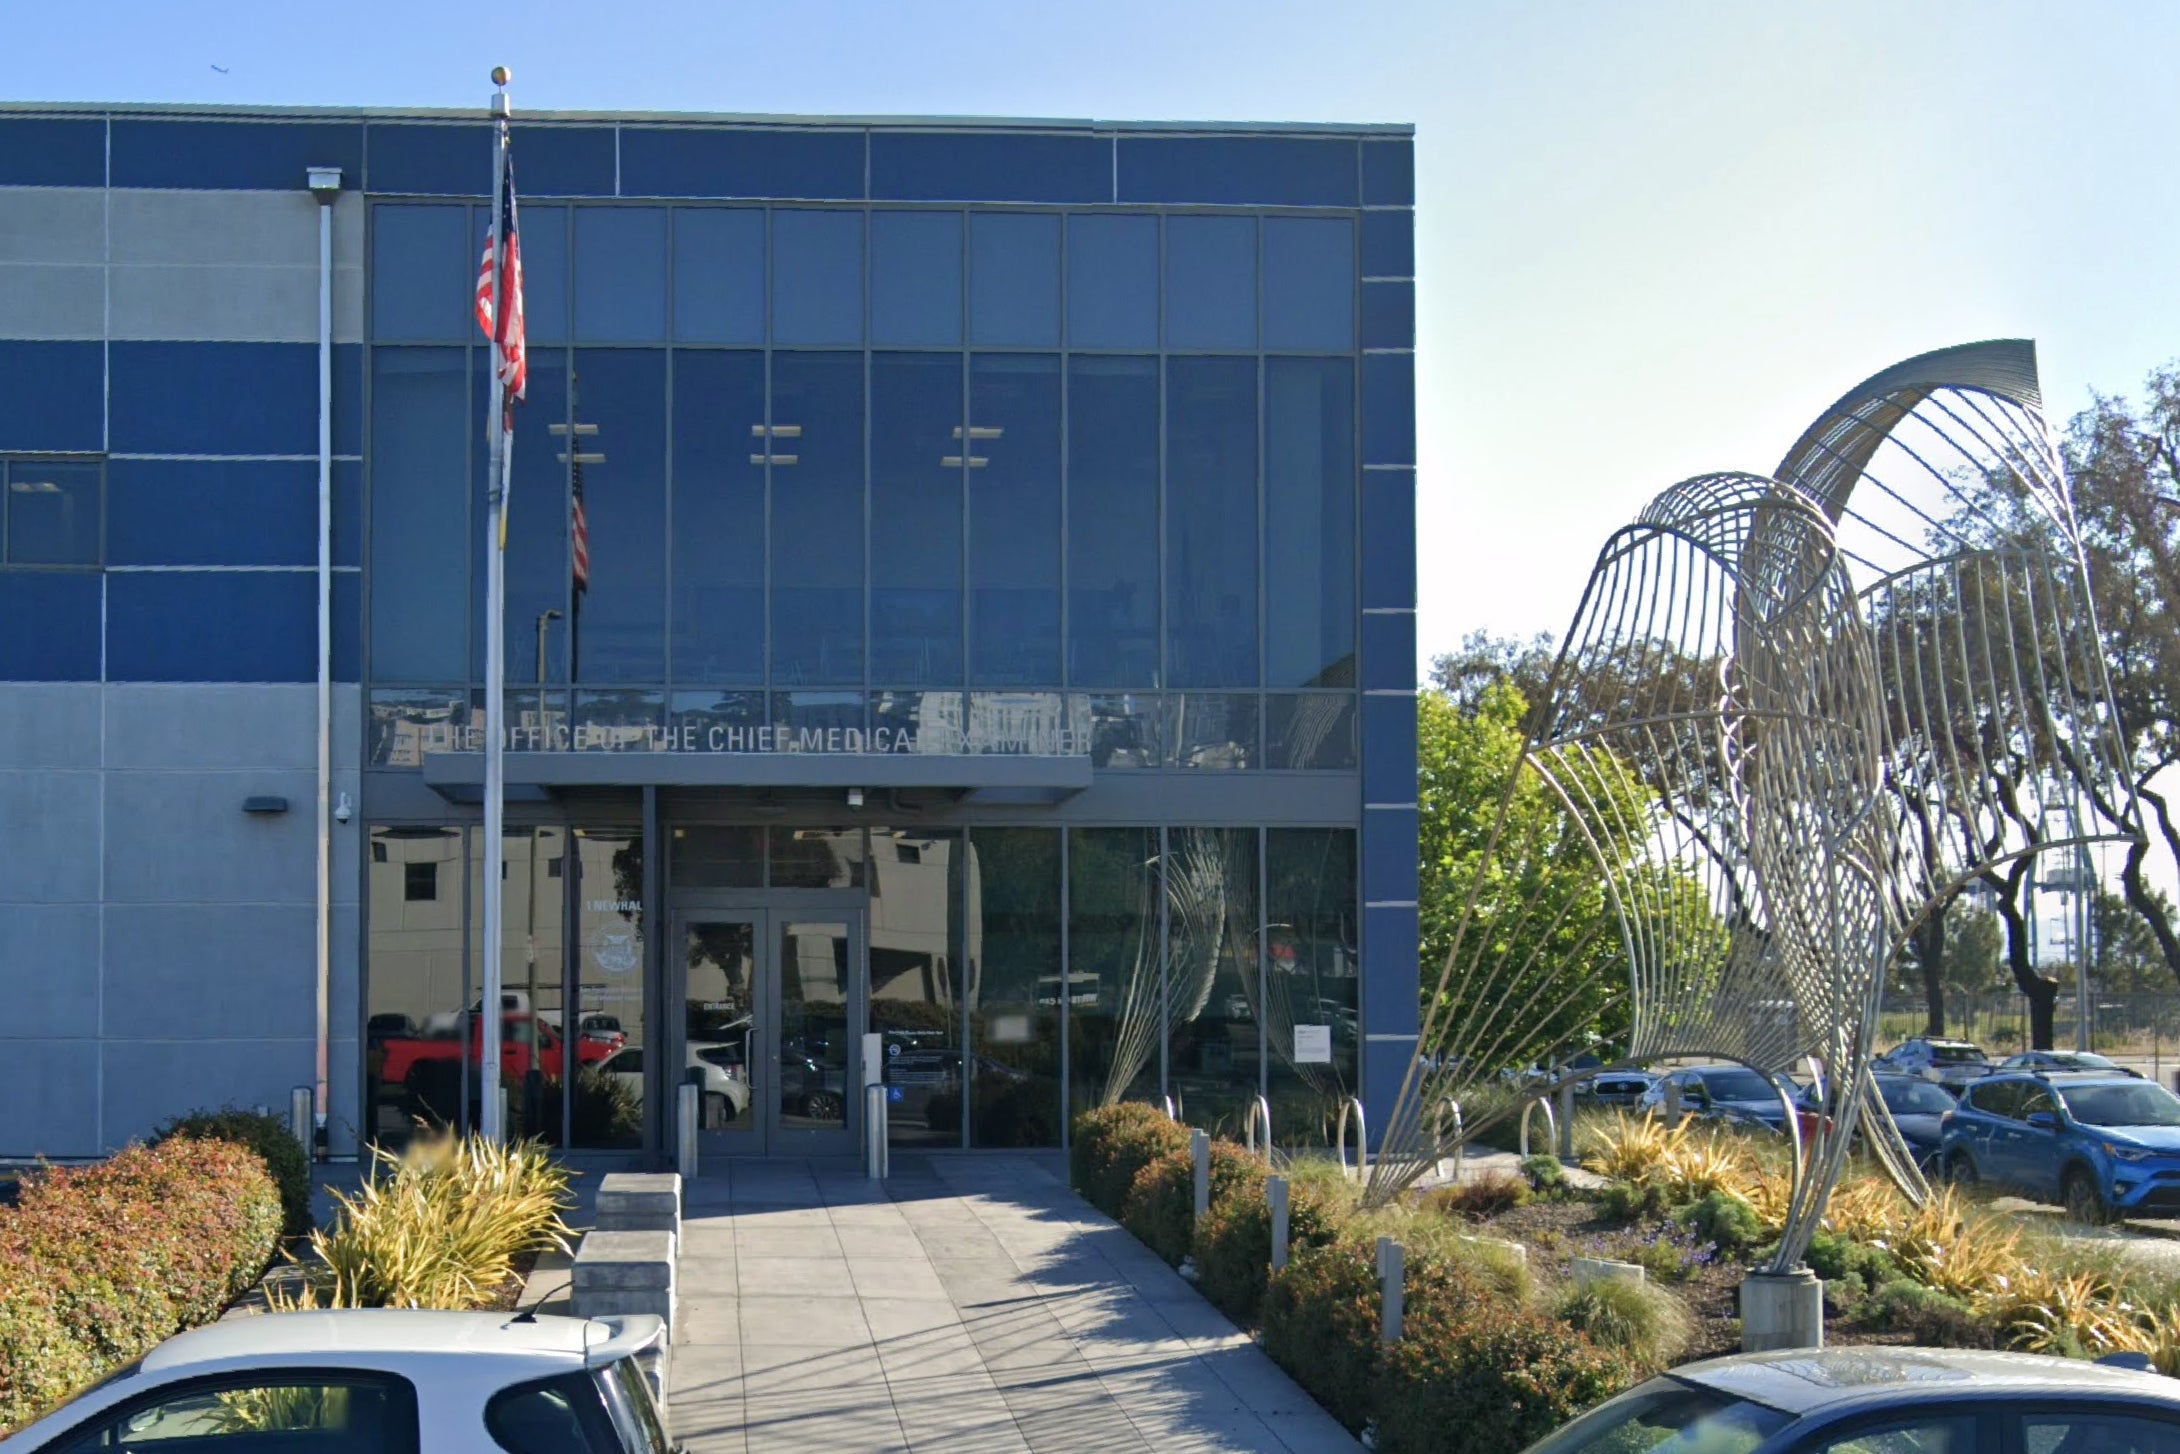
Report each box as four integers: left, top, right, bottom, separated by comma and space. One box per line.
1877, 992, 2180, 1085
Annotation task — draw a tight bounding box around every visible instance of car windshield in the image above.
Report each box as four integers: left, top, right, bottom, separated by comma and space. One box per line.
1522, 1378, 1790, 1453
1929, 1044, 1987, 1064
2057, 1082, 2180, 1129
1880, 1080, 1957, 1115
1700, 1070, 1776, 1101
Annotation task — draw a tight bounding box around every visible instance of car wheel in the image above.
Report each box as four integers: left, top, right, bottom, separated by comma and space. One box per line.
1944, 1153, 1978, 1187
802, 1090, 844, 1122
2062, 1167, 2114, 1226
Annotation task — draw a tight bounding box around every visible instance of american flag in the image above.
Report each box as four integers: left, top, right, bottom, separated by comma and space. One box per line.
571, 448, 591, 592
474, 145, 527, 413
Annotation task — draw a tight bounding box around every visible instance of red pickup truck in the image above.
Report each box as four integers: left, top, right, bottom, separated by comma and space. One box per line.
378, 1013, 614, 1089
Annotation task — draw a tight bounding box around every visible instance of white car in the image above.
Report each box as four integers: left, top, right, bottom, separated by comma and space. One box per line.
3, 1309, 671, 1452
599, 1041, 751, 1128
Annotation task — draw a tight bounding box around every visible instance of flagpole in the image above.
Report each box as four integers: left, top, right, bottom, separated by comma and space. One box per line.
480, 67, 512, 1145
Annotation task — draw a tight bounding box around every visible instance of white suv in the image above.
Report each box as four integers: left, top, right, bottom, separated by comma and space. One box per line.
1876, 1037, 1993, 1091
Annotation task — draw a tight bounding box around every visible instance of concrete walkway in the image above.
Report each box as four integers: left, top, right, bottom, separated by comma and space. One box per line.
667, 1154, 1361, 1454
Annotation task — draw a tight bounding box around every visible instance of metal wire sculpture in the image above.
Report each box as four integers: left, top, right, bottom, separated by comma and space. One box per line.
1370, 341, 2139, 1272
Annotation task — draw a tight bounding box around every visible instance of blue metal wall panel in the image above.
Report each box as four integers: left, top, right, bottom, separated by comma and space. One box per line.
1360, 468, 1416, 611
1360, 208, 1413, 278
0, 574, 101, 681
0, 118, 105, 186
1117, 136, 1358, 207
0, 341, 103, 453
107, 572, 317, 681
364, 123, 492, 195
110, 342, 317, 455
1360, 612, 1416, 693
1361, 352, 1416, 467
871, 132, 1110, 204
1361, 140, 1414, 206
1360, 279, 1413, 351
1360, 900, 1421, 1134
110, 120, 365, 191
618, 127, 867, 201
1361, 698, 1419, 811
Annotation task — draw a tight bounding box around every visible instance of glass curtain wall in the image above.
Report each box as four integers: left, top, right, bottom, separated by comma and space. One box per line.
1164, 828, 1262, 1139
364, 826, 468, 1147
869, 827, 964, 1145
966, 828, 1062, 1147
1066, 827, 1163, 1120
569, 828, 645, 1149
1265, 828, 1360, 1146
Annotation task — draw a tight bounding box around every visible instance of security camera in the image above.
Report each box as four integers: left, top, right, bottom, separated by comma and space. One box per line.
333, 792, 353, 825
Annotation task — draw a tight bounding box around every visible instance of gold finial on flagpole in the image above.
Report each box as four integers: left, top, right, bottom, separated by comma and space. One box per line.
491, 66, 511, 87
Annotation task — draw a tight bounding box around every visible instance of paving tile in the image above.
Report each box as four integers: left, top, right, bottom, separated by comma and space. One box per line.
665, 1394, 748, 1454
736, 1254, 857, 1296
736, 1292, 870, 1348
736, 1226, 845, 1259
668, 1344, 746, 1403
1261, 1409, 1366, 1454
675, 1296, 744, 1346
860, 1296, 964, 1338
847, 1256, 948, 1300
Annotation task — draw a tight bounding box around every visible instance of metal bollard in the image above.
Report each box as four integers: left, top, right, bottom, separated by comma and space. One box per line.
1190, 1128, 1210, 1220
677, 1083, 700, 1177
1268, 1175, 1291, 1272
289, 1086, 313, 1157
1162, 1094, 1178, 1121
1245, 1094, 1273, 1160
1378, 1237, 1404, 1345
1335, 1097, 1368, 1180
865, 1083, 890, 1180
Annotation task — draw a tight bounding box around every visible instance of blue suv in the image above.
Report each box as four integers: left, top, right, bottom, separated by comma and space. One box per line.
1938, 1070, 2180, 1223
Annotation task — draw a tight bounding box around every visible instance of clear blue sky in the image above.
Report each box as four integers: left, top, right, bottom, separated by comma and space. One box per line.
17, 1, 2179, 682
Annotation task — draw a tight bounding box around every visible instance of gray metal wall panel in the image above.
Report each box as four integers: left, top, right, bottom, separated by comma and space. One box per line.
103, 769, 317, 905
0, 1041, 100, 1158
103, 903, 316, 1039
0, 263, 103, 339
109, 262, 322, 343
104, 684, 317, 771
110, 189, 319, 265
0, 904, 100, 1038
0, 187, 104, 263
101, 1037, 314, 1150
0, 771, 100, 902
0, 683, 102, 769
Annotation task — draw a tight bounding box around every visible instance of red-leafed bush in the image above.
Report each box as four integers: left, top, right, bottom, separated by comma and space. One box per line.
1070, 1103, 1192, 1219
0, 1137, 282, 1435
1120, 1140, 1268, 1267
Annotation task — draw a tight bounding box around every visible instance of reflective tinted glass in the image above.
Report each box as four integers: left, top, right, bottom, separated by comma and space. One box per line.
871, 210, 962, 347
771, 210, 863, 346
968, 827, 1061, 1147
5, 460, 99, 565
1360, 279, 1413, 351
1171, 694, 1258, 769
871, 352, 963, 685
1067, 827, 1161, 1116
1261, 218, 1354, 352
1265, 357, 1355, 687
493, 205, 568, 344
1066, 357, 1159, 687
1164, 216, 1256, 350
1267, 828, 1358, 1146
1166, 356, 1257, 687
572, 350, 667, 682
670, 350, 765, 685
1266, 693, 1357, 770
574, 208, 668, 342
475, 353, 569, 682
1065, 216, 1157, 350
371, 347, 470, 681
672, 209, 765, 344
372, 205, 473, 341
769, 352, 864, 683
969, 355, 1061, 685
969, 213, 1060, 347
1165, 827, 1260, 1129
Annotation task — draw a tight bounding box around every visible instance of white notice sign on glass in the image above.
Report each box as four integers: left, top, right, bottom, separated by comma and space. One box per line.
1294, 1024, 1333, 1065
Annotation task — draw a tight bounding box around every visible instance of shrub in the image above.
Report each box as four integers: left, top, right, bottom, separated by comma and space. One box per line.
1520, 1154, 1569, 1197
1261, 1241, 1384, 1433
1121, 1141, 1266, 1267
1070, 1103, 1191, 1220
156, 1106, 313, 1239
1682, 1190, 1765, 1254
1193, 1169, 1354, 1324
1553, 1276, 1693, 1369
1597, 1179, 1676, 1222
1376, 1273, 1642, 1454
1620, 1222, 1719, 1284
1796, 1229, 1900, 1299
1868, 1279, 1994, 1348
1388, 1215, 1533, 1306
276, 1130, 570, 1310
0, 1138, 283, 1436
1424, 1171, 1530, 1219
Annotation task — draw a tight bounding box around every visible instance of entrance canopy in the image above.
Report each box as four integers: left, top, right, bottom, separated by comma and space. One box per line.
420, 749, 1093, 805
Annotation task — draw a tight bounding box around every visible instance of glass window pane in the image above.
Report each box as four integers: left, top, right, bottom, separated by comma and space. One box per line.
771, 210, 863, 347
367, 825, 470, 1145
1265, 357, 1355, 687
2023, 1414, 2180, 1454
871, 352, 963, 686
574, 208, 667, 342
969, 354, 1060, 686
479, 823, 569, 1144
1065, 216, 1157, 350
569, 826, 645, 1149
1077, 692, 1164, 769
1261, 218, 1354, 352
968, 827, 1061, 1147
1266, 829, 1357, 1147
1166, 827, 1261, 1137
570, 351, 666, 682
871, 210, 962, 347
1067, 827, 1162, 1119
370, 347, 469, 681
672, 209, 766, 344
1266, 693, 1357, 770
571, 689, 664, 750
1066, 356, 1159, 687
372, 205, 472, 341
1170, 693, 1258, 769
870, 827, 964, 1147
772, 827, 865, 889
668, 690, 766, 751
769, 352, 865, 684
1164, 216, 1256, 350
1807, 1417, 1979, 1454
771, 689, 865, 742
670, 350, 765, 685
671, 826, 764, 888
969, 213, 1060, 347
6, 460, 100, 565
473, 353, 569, 682
1166, 356, 1258, 688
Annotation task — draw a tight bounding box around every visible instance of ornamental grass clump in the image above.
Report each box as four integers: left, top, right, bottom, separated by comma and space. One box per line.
1552, 1275, 1694, 1369
274, 1130, 570, 1310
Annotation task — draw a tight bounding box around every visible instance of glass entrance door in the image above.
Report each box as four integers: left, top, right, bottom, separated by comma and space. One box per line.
678, 908, 863, 1158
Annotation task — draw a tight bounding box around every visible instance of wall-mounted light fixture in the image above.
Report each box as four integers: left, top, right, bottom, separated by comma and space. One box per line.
847, 787, 865, 810
243, 795, 290, 816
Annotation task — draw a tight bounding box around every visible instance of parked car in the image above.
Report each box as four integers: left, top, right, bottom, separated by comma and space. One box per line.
596, 1042, 750, 1127
1579, 1070, 1658, 1108
1999, 1049, 2142, 1078
1520, 1346, 2180, 1453
377, 1012, 616, 1091
1, 1309, 671, 1452
1639, 1065, 1795, 1129
1792, 1073, 1958, 1167
1874, 1036, 1993, 1091
1940, 1070, 2180, 1223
